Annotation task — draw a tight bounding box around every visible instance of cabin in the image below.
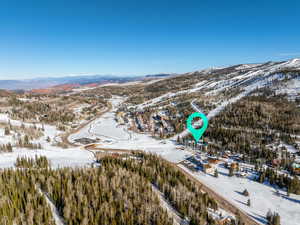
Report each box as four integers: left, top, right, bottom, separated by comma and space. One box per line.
292, 162, 300, 175
236, 171, 247, 177
203, 164, 214, 174
217, 217, 233, 225
272, 159, 281, 168
222, 153, 229, 159
294, 168, 300, 175
208, 157, 220, 164
227, 162, 239, 171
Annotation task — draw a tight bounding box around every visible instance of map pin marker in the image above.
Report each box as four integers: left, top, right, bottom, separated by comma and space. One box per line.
186, 112, 208, 142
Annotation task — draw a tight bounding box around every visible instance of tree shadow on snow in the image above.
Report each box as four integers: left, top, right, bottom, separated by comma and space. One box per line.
234, 190, 244, 196
234, 199, 247, 206
282, 194, 300, 204
249, 212, 268, 224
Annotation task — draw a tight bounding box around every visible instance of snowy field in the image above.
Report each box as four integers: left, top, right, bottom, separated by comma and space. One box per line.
0, 147, 94, 169
180, 164, 300, 225
69, 96, 192, 163
0, 113, 94, 168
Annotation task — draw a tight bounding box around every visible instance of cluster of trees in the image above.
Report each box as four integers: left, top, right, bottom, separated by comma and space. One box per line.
266, 210, 281, 225
16, 135, 42, 150
7, 95, 107, 134
9, 96, 76, 124
0, 124, 43, 152
257, 167, 300, 195
40, 165, 175, 225
0, 169, 55, 225
97, 153, 231, 225
10, 122, 43, 140
211, 95, 300, 140
15, 156, 50, 168
0, 153, 238, 225
4, 126, 10, 135
190, 95, 300, 171
0, 143, 13, 152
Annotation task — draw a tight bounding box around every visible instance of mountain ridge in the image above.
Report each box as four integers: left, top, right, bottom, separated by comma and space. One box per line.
0, 73, 173, 90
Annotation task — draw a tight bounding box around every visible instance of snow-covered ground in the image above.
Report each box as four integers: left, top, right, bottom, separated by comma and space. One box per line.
0, 147, 94, 169
73, 103, 90, 114
180, 164, 300, 225
69, 96, 192, 163
0, 113, 94, 168
276, 77, 300, 98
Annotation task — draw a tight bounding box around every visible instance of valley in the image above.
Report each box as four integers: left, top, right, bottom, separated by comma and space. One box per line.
0, 58, 299, 225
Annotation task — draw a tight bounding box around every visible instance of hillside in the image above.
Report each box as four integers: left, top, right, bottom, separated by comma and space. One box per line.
0, 89, 12, 97
83, 58, 300, 138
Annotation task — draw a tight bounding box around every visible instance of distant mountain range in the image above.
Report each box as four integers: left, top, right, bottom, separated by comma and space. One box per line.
0, 89, 12, 97
0, 74, 172, 90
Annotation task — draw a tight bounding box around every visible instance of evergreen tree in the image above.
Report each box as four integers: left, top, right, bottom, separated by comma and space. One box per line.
4, 127, 10, 135
229, 166, 234, 177
214, 169, 218, 178
247, 199, 251, 207
243, 189, 249, 197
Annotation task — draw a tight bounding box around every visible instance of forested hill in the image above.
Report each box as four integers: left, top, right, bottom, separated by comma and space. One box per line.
0, 153, 240, 225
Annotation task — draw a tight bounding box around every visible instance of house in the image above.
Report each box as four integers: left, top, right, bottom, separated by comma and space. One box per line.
228, 162, 239, 171
208, 157, 220, 164
292, 162, 300, 169
217, 216, 234, 225
236, 171, 247, 177
222, 153, 229, 159
203, 163, 214, 174
272, 159, 281, 168
116, 112, 125, 125
292, 162, 300, 175
294, 168, 300, 175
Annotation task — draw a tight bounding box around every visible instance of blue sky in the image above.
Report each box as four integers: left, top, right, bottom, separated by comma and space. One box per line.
0, 0, 299, 79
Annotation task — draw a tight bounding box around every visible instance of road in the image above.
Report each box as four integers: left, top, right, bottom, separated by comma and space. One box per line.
64, 104, 111, 147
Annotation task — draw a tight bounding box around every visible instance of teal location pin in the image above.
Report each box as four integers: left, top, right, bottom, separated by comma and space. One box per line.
186, 112, 208, 142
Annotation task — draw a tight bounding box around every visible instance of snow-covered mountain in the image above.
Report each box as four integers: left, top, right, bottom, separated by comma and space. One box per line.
191, 58, 300, 98
131, 58, 300, 113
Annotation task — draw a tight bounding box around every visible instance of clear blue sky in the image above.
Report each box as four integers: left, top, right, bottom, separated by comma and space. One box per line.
0, 0, 299, 79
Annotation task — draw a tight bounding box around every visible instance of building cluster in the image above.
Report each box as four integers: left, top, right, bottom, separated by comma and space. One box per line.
117, 108, 180, 138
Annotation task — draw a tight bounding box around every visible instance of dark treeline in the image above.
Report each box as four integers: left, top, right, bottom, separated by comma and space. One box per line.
0, 169, 55, 225
212, 94, 300, 135
98, 153, 221, 225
